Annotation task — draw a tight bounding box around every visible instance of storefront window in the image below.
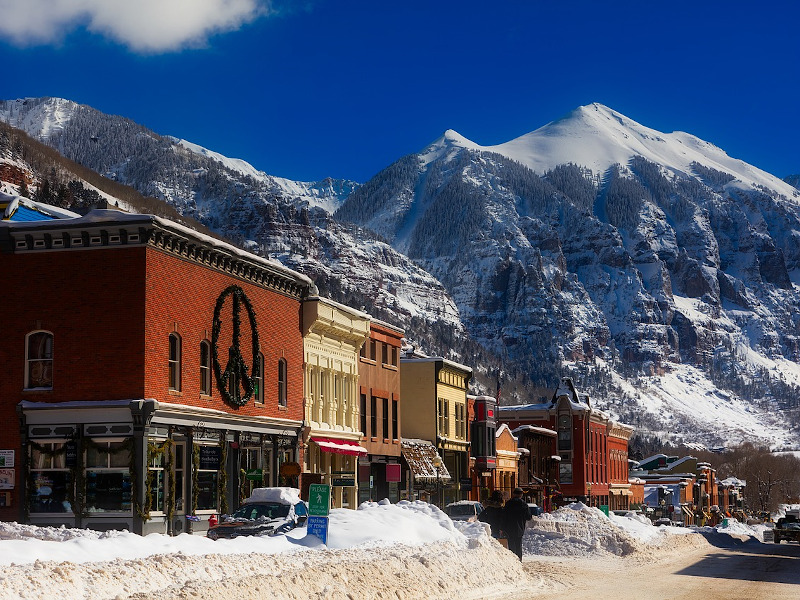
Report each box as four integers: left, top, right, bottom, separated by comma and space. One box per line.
30, 442, 71, 513
149, 447, 165, 513
560, 461, 573, 484
85, 440, 132, 513
196, 444, 220, 511
240, 446, 263, 499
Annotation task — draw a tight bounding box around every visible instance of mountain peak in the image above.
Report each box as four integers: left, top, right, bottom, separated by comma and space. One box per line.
419, 129, 481, 166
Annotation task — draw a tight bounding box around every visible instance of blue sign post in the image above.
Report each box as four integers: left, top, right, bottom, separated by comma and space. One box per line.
306, 515, 329, 544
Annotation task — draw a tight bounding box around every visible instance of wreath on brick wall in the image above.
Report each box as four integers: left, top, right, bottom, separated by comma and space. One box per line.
211, 285, 261, 407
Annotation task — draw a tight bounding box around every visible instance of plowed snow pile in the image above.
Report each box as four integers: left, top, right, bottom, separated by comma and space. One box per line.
525, 503, 702, 558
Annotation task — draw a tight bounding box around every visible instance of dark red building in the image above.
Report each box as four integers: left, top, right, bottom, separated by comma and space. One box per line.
0, 210, 312, 534
498, 378, 633, 508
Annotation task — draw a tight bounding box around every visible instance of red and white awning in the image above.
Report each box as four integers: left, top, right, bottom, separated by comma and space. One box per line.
310, 437, 367, 456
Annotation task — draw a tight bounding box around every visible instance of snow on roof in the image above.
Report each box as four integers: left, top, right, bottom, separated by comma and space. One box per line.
511, 424, 557, 437
495, 423, 516, 439
400, 355, 473, 374
719, 477, 746, 488
0, 192, 81, 221
244, 487, 302, 505
401, 439, 451, 482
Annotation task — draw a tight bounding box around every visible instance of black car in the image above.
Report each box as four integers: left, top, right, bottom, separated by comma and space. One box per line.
207, 488, 308, 540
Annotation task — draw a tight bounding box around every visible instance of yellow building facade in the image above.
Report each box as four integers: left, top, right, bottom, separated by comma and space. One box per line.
302, 297, 370, 508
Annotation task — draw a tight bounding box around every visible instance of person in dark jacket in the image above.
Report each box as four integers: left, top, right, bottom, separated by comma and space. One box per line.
503, 487, 531, 560
478, 490, 505, 539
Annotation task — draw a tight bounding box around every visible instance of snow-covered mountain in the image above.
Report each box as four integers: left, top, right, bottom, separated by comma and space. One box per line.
337, 103, 800, 450
3, 97, 799, 451
0, 96, 466, 357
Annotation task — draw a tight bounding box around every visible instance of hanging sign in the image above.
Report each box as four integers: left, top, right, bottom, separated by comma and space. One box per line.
199, 446, 222, 470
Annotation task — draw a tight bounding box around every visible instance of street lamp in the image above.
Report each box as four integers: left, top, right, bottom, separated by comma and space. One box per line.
432, 454, 443, 507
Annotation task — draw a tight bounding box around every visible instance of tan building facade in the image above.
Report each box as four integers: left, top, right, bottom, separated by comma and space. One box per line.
400, 355, 472, 506
492, 424, 520, 499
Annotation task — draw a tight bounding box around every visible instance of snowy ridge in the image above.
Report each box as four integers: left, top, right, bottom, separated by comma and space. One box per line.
433, 103, 799, 199
0, 97, 78, 140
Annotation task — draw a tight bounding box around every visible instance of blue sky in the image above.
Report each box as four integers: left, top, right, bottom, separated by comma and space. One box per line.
1, 1, 798, 183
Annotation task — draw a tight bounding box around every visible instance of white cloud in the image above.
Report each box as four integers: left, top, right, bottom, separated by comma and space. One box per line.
0, 0, 270, 53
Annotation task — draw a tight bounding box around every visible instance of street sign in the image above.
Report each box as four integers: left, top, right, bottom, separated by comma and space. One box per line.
308, 483, 331, 516
306, 515, 329, 544
332, 477, 355, 487
244, 469, 263, 481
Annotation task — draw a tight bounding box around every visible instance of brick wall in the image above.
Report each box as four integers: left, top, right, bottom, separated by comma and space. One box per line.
0, 242, 306, 521
143, 249, 305, 422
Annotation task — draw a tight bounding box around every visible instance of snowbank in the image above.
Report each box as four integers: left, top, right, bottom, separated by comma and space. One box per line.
0, 501, 531, 600
526, 503, 695, 558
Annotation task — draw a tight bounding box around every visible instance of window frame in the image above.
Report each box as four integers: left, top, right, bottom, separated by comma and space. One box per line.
25, 330, 54, 390
168, 333, 182, 391
29, 440, 71, 514
254, 352, 265, 404
84, 438, 133, 515
277, 358, 287, 407
199, 340, 212, 396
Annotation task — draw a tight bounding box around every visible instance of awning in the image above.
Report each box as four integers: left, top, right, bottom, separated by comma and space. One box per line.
310, 437, 367, 456
401, 439, 451, 482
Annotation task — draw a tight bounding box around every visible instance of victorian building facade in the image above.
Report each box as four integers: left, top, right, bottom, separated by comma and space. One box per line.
1, 210, 312, 534
499, 378, 634, 509
301, 297, 370, 509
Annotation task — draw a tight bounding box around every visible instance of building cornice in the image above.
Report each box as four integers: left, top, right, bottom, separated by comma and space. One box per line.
1, 210, 312, 300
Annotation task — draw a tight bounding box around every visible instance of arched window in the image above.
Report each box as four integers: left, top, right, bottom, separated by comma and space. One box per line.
25, 331, 53, 389
199, 340, 211, 396
278, 358, 288, 407
254, 353, 264, 404
168, 333, 181, 391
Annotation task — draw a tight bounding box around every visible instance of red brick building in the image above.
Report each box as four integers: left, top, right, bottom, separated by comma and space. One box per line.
357, 320, 404, 503
498, 378, 633, 509
0, 210, 312, 534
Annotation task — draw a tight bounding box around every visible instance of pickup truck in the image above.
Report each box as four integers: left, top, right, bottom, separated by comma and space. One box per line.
773, 514, 800, 544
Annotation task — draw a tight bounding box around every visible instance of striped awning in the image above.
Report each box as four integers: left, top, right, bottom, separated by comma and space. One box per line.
310, 437, 367, 456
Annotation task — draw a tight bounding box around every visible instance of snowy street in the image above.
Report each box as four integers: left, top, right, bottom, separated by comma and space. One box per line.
518, 532, 800, 600
0, 502, 794, 600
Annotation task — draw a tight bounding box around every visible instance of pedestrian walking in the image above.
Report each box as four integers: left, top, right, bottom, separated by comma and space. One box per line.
503, 487, 530, 560
478, 490, 506, 540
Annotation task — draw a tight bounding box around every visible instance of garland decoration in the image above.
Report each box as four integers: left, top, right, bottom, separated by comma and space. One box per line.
191, 443, 200, 515
139, 439, 174, 523
239, 468, 248, 505
211, 285, 260, 407
218, 437, 229, 516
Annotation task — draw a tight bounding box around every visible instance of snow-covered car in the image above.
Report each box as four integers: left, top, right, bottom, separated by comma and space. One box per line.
206, 487, 308, 540
445, 501, 484, 522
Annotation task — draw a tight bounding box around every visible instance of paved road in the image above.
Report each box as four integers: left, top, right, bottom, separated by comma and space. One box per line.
517, 534, 800, 600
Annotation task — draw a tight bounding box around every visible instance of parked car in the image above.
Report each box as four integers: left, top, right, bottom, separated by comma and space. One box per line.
207, 487, 308, 540
528, 503, 543, 517
445, 501, 484, 522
